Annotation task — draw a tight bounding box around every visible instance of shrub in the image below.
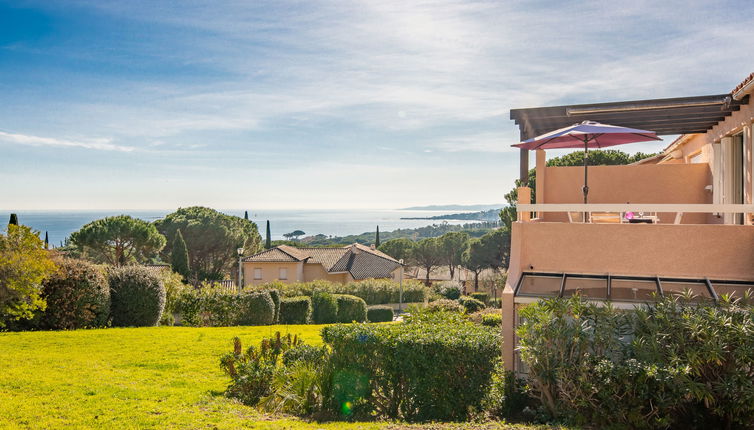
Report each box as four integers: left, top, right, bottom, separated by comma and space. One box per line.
39, 257, 110, 330
321, 312, 500, 421
282, 343, 327, 367
481, 312, 502, 327
266, 289, 280, 323
483, 363, 530, 420
279, 296, 313, 324
335, 294, 367, 323
425, 298, 464, 313
159, 270, 188, 326
311, 291, 338, 324
108, 266, 165, 327
266, 279, 428, 305
459, 296, 486, 313
433, 280, 461, 300
470, 292, 489, 305
237, 291, 275, 326
367, 305, 394, 323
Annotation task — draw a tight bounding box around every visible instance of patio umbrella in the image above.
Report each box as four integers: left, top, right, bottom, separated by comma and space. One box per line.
512, 121, 661, 204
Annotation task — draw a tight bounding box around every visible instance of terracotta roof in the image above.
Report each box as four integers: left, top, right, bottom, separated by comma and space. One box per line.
732, 72, 754, 96
243, 244, 401, 279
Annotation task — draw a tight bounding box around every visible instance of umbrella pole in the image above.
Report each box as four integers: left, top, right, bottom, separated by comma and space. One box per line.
583, 139, 589, 221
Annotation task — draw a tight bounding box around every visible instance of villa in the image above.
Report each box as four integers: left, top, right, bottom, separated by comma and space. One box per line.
241, 243, 402, 286
501, 73, 754, 372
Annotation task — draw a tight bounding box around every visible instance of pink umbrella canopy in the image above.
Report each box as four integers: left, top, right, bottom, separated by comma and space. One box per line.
511, 121, 662, 205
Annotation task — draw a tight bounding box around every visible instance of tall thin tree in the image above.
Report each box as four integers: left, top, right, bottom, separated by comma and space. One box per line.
265, 220, 272, 249
44, 231, 49, 249
375, 225, 381, 248
8, 213, 18, 225
244, 210, 249, 220
171, 229, 191, 280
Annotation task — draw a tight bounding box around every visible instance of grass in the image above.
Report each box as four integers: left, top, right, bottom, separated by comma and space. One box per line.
0, 325, 565, 429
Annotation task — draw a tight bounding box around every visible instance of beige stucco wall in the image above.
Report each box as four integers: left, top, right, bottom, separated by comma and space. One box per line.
512, 221, 754, 281
243, 262, 302, 286
539, 163, 712, 224
302, 263, 352, 283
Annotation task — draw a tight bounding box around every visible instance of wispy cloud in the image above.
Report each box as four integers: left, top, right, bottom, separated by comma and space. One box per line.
0, 131, 135, 152
429, 132, 519, 153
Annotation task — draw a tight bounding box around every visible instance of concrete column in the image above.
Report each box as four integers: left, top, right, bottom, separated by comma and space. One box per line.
535, 150, 546, 219
517, 186, 531, 222
501, 282, 516, 371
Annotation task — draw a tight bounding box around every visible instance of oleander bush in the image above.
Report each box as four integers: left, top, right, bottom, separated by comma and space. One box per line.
424, 298, 464, 313
459, 296, 486, 313
518, 295, 754, 429
433, 280, 462, 300
367, 305, 394, 322
108, 265, 165, 327
311, 291, 338, 324
335, 294, 367, 323
38, 257, 110, 330
279, 296, 313, 324
265, 279, 428, 305
470, 292, 489, 305
321, 310, 500, 421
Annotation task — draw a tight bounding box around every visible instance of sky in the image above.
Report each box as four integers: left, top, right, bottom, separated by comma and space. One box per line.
1, 0, 753, 210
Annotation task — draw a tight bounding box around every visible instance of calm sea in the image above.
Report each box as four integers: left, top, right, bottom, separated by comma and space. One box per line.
0, 209, 476, 247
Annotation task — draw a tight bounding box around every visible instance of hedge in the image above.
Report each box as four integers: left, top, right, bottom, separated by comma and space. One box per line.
175, 286, 275, 326
335, 294, 367, 323
470, 292, 489, 305
321, 312, 500, 421
236, 291, 275, 326
311, 291, 338, 324
367, 305, 394, 323
279, 296, 313, 324
266, 289, 280, 323
108, 266, 165, 327
459, 296, 486, 313
40, 258, 110, 330
265, 279, 428, 305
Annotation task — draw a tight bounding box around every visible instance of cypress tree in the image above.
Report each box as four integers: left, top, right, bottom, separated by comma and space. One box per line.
265, 220, 272, 249
44, 231, 49, 249
171, 229, 190, 280
8, 213, 18, 225
244, 210, 249, 220
375, 225, 381, 247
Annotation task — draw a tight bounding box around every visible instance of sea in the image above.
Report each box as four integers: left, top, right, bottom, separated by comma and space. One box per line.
0, 209, 480, 247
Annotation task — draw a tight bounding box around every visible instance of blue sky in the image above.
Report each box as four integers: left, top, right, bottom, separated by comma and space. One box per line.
1, 0, 752, 210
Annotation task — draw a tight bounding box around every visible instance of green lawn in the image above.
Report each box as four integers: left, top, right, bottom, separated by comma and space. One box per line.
0, 325, 564, 429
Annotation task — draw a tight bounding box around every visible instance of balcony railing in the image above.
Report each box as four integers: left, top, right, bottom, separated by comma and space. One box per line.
518, 203, 754, 215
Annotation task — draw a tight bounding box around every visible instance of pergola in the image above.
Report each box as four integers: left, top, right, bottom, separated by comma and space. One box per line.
510, 93, 749, 182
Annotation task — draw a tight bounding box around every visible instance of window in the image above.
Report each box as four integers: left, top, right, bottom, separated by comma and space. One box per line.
279, 268, 288, 280
253, 268, 262, 280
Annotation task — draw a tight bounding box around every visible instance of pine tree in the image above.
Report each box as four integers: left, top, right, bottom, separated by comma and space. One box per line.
244, 210, 249, 220
8, 213, 18, 225
375, 225, 381, 248
171, 229, 190, 280
265, 220, 272, 249
44, 231, 49, 249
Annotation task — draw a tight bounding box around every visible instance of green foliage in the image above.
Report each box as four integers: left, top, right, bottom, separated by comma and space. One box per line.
8, 213, 18, 225
170, 230, 190, 280
470, 292, 489, 304
321, 312, 500, 421
158, 270, 188, 326
517, 296, 754, 429
108, 266, 165, 327
375, 226, 380, 248
279, 296, 313, 324
282, 343, 328, 367
303, 222, 498, 247
438, 231, 469, 279
483, 364, 530, 420
267, 288, 281, 323
268, 279, 428, 305
425, 298, 464, 314
0, 224, 57, 327
367, 305, 394, 323
39, 257, 110, 330
70, 215, 166, 266
220, 332, 304, 406
462, 228, 510, 291
433, 280, 461, 300
155, 206, 261, 281
284, 230, 306, 240
480, 313, 502, 327
237, 291, 275, 326
459, 296, 485, 313
377, 238, 415, 262
311, 291, 338, 324
175, 286, 274, 326
335, 294, 367, 323
265, 220, 272, 249
411, 237, 443, 284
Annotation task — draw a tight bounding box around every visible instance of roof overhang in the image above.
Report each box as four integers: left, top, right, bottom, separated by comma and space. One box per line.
510, 94, 748, 140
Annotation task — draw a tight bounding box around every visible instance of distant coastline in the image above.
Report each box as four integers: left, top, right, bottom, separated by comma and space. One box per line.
400, 208, 501, 221
399, 204, 504, 211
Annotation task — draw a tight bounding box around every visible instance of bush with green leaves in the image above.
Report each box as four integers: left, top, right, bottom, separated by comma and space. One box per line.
470, 292, 489, 305
433, 280, 462, 300
279, 296, 313, 324
39, 257, 110, 330
367, 305, 394, 322
425, 298, 464, 313
335, 294, 367, 323
483, 363, 531, 420
517, 295, 754, 429
321, 311, 500, 421
237, 291, 275, 326
158, 269, 189, 326
311, 291, 338, 324
266, 279, 428, 305
108, 266, 165, 327
266, 289, 280, 323
459, 296, 486, 313
174, 285, 274, 326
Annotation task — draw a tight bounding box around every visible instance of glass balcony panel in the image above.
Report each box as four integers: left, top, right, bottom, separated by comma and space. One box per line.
712, 283, 754, 301
660, 281, 711, 302
563, 277, 607, 299
610, 278, 658, 302
517, 275, 562, 297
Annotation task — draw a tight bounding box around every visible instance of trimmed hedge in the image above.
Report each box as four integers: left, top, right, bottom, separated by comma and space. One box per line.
267, 289, 280, 323
108, 266, 165, 327
434, 281, 462, 300
279, 296, 313, 324
426, 298, 464, 313
470, 292, 489, 305
266, 279, 428, 305
40, 258, 110, 330
367, 305, 394, 322
236, 291, 275, 326
336, 294, 367, 323
459, 296, 486, 313
321, 312, 500, 421
312, 291, 338, 324
175, 286, 275, 326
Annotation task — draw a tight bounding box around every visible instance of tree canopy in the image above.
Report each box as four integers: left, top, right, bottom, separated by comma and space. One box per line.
438, 231, 469, 279
462, 228, 510, 291
283, 230, 305, 241
0, 224, 57, 327
155, 206, 261, 281
70, 215, 166, 266
378, 238, 415, 262
170, 229, 190, 280
411, 237, 443, 285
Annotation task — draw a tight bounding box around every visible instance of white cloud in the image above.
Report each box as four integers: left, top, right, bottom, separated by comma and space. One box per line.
429, 132, 519, 153
0, 131, 135, 152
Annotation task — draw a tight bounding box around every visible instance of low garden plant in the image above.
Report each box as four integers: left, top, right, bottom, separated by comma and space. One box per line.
459, 295, 486, 313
